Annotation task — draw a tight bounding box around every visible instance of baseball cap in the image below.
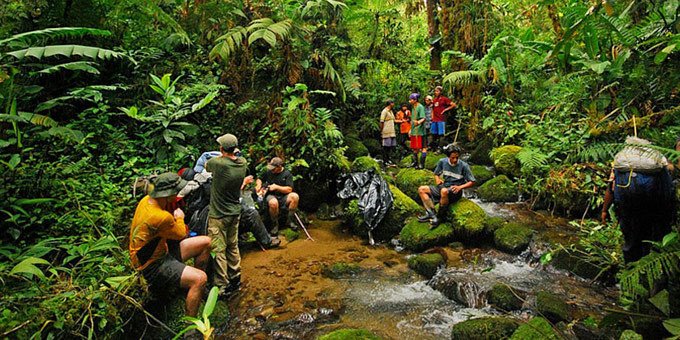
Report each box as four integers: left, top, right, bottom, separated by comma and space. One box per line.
150, 172, 188, 198
216, 134, 238, 149
409, 93, 420, 101
266, 157, 284, 170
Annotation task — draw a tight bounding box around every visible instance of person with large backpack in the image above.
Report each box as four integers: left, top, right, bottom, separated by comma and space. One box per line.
601, 137, 676, 263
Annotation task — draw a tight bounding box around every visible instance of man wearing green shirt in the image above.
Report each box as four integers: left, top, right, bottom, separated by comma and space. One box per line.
408, 93, 427, 169
206, 133, 247, 298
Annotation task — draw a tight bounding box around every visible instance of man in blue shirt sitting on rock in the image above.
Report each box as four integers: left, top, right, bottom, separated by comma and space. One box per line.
417, 144, 476, 228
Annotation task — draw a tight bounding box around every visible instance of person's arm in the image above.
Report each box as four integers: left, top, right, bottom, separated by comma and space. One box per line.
242, 175, 254, 190
451, 181, 475, 194
158, 213, 187, 240
270, 171, 294, 195
434, 175, 444, 185
380, 110, 386, 132
602, 181, 614, 224
441, 97, 457, 114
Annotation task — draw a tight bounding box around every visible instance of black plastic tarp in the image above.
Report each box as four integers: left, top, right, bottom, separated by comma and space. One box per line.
337, 169, 393, 232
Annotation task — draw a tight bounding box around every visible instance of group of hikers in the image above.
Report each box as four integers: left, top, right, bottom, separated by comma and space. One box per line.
379, 86, 458, 168
128, 134, 301, 319
125, 84, 679, 323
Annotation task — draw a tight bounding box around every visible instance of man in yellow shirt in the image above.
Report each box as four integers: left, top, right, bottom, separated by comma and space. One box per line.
129, 172, 211, 317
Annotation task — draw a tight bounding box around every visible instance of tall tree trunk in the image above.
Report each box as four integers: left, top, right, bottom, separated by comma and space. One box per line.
427, 0, 441, 70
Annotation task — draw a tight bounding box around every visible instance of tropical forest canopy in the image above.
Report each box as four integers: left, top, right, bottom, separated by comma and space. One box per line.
0, 0, 679, 338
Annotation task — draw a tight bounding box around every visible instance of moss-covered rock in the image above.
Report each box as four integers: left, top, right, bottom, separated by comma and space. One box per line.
494, 223, 533, 254
469, 137, 494, 166
318, 328, 381, 340
535, 291, 571, 323
407, 253, 445, 278
470, 165, 494, 185
544, 163, 609, 217
484, 216, 506, 235
395, 168, 436, 202
490, 145, 522, 177
510, 317, 560, 340
399, 153, 444, 170
477, 175, 516, 202
281, 228, 300, 242
551, 248, 607, 281
449, 198, 488, 242
351, 156, 381, 173
399, 218, 455, 252
346, 138, 369, 160
619, 330, 643, 340
344, 185, 421, 241
321, 262, 361, 279
450, 317, 520, 340
488, 284, 524, 311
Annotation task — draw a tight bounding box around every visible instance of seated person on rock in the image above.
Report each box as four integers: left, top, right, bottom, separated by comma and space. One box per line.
255, 157, 300, 235
239, 174, 281, 248
417, 144, 476, 228
128, 172, 211, 317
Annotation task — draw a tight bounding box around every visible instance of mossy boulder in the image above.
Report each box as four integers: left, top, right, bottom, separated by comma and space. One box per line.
363, 139, 382, 158
488, 284, 525, 311
449, 198, 488, 242
619, 330, 643, 340
494, 223, 533, 254
351, 156, 381, 173
344, 185, 421, 241
318, 328, 381, 340
535, 291, 571, 323
345, 138, 369, 160
470, 165, 494, 185
395, 168, 436, 202
398, 153, 443, 170
510, 317, 560, 340
484, 216, 506, 234
490, 145, 522, 177
407, 253, 445, 278
469, 137, 494, 166
551, 248, 607, 281
450, 317, 520, 340
477, 175, 516, 202
281, 228, 300, 242
321, 262, 361, 279
399, 218, 455, 252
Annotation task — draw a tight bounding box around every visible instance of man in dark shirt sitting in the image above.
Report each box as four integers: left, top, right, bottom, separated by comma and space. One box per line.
417, 144, 476, 228
255, 157, 300, 235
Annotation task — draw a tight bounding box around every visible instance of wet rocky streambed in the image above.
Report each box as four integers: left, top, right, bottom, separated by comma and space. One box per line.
215, 198, 620, 339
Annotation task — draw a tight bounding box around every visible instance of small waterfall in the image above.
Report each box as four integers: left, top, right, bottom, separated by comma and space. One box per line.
456, 281, 487, 308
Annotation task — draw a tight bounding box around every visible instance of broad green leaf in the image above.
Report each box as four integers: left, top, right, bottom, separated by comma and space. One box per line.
202, 287, 220, 319
649, 290, 669, 316
9, 256, 50, 280
654, 44, 676, 64
6, 45, 130, 62
664, 319, 680, 336
14, 198, 55, 205
0, 27, 111, 46
36, 61, 100, 75
7, 154, 20, 170
104, 274, 135, 290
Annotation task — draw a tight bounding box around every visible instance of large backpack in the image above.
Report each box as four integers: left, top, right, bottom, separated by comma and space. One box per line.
612, 137, 673, 205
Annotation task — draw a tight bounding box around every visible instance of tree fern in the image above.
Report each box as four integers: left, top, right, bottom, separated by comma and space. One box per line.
517, 147, 549, 173
442, 70, 485, 87
247, 18, 293, 47
210, 26, 248, 60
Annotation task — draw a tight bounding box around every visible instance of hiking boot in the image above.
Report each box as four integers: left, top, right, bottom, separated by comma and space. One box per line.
430, 207, 447, 229
269, 218, 279, 236
287, 210, 299, 230
418, 209, 436, 222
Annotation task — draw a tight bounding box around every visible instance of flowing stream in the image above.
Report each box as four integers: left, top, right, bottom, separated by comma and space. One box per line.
222, 200, 618, 339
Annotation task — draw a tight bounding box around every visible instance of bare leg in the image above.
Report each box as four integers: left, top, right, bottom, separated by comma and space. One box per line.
268, 197, 280, 221
286, 193, 299, 210
418, 186, 435, 210
180, 236, 211, 272
179, 266, 207, 317
439, 187, 450, 208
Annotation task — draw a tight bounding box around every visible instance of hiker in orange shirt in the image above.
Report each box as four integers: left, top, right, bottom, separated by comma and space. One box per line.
395, 104, 411, 151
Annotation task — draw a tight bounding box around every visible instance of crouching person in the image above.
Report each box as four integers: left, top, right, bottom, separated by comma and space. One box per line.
417, 144, 476, 228
239, 175, 281, 248
129, 172, 211, 317
256, 157, 300, 234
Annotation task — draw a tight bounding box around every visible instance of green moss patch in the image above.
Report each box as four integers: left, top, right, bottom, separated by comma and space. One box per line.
321, 262, 361, 279
477, 175, 516, 202
407, 253, 445, 278
510, 317, 560, 340
318, 328, 381, 340
450, 317, 520, 340
281, 228, 300, 242
449, 198, 488, 242
469, 137, 494, 165
484, 216, 506, 234
344, 185, 420, 241
619, 330, 643, 340
494, 223, 533, 254
488, 284, 524, 311
470, 165, 494, 184
490, 145, 522, 177
399, 218, 455, 252
351, 156, 381, 173
345, 138, 369, 160
395, 168, 436, 202
535, 291, 571, 323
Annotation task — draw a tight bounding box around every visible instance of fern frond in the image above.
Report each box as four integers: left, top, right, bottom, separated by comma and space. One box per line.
36, 61, 100, 75
619, 246, 680, 299
576, 141, 622, 162
517, 147, 549, 173
210, 26, 248, 60
18, 112, 57, 127
5, 45, 130, 62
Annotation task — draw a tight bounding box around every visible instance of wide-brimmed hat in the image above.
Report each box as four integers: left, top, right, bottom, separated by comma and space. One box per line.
266, 157, 284, 171
150, 172, 188, 198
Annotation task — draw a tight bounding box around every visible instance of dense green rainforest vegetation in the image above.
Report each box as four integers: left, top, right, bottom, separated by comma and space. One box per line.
1, 0, 679, 338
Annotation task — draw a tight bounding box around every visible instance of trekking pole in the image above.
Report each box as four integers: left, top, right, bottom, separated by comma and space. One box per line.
294, 212, 315, 241
633, 115, 637, 137
453, 119, 462, 144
